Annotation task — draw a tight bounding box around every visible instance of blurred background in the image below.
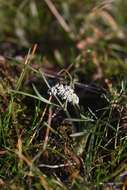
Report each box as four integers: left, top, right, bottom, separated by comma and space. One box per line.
0, 0, 127, 85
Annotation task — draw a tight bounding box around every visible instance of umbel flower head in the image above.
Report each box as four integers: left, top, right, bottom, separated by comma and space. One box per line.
48, 83, 79, 105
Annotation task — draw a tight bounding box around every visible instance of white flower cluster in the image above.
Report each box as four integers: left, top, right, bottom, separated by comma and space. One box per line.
48, 83, 79, 105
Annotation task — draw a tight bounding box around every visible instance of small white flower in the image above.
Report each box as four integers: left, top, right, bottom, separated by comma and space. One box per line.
57, 84, 65, 96
71, 93, 79, 105
48, 83, 79, 105
48, 86, 57, 96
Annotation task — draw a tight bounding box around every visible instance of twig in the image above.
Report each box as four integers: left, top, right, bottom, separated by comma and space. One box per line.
38, 163, 76, 168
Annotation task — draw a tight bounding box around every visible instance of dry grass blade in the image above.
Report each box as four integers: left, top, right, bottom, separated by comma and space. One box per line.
43, 104, 53, 150
15, 150, 53, 190
28, 96, 52, 146
0, 178, 17, 190
44, 0, 70, 33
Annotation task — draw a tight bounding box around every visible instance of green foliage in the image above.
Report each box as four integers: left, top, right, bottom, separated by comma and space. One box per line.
0, 0, 127, 189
